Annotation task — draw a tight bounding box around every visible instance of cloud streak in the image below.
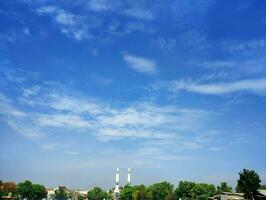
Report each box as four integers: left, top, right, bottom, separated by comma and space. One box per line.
123, 53, 157, 74
172, 78, 266, 95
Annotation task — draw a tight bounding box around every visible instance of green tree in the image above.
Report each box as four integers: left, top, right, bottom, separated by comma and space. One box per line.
237, 169, 261, 200
55, 188, 68, 200
149, 181, 174, 200
32, 184, 47, 200
216, 182, 232, 193
87, 187, 108, 200
17, 180, 34, 199
120, 185, 135, 200
174, 181, 196, 200
17, 180, 47, 200
191, 183, 216, 200
132, 185, 149, 200
77, 194, 85, 200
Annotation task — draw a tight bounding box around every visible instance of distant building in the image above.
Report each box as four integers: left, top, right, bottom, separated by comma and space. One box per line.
256, 189, 266, 200
208, 192, 245, 200
46, 187, 90, 200
46, 188, 56, 200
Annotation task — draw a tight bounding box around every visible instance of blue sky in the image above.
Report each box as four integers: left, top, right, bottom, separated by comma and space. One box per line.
0, 0, 266, 189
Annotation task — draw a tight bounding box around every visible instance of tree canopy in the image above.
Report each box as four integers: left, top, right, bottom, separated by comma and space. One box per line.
174, 181, 196, 200
87, 187, 109, 200
173, 181, 220, 200
216, 182, 232, 193
54, 188, 68, 200
149, 181, 173, 200
17, 180, 47, 200
236, 169, 261, 200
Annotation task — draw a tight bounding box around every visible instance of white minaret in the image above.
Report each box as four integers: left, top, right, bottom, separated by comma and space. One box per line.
127, 168, 131, 185
114, 168, 120, 193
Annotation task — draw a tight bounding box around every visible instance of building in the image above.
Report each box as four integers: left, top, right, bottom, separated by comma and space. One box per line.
208, 192, 245, 200
256, 189, 266, 200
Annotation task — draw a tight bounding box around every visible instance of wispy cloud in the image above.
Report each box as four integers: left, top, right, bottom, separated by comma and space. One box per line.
87, 0, 154, 20
36, 6, 91, 40
33, 1, 155, 42
171, 78, 266, 95
0, 93, 25, 117
0, 67, 216, 151
123, 53, 157, 74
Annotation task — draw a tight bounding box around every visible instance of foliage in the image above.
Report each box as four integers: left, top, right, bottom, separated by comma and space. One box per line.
120, 184, 150, 200
174, 181, 216, 200
259, 185, 266, 190
216, 182, 232, 193
0, 180, 8, 198
237, 169, 261, 200
120, 185, 135, 200
133, 185, 149, 200
77, 194, 85, 200
87, 187, 108, 200
55, 188, 68, 200
32, 184, 47, 200
174, 181, 196, 200
149, 181, 174, 200
0, 181, 18, 197
0, 181, 8, 198
17, 180, 47, 200
191, 183, 216, 200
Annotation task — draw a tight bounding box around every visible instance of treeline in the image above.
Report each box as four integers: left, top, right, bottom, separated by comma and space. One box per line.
1, 169, 265, 200
118, 169, 264, 200
0, 180, 47, 200
119, 181, 231, 200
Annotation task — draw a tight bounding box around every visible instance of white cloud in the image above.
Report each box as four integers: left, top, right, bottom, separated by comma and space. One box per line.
36, 6, 57, 14
37, 114, 92, 129
190, 58, 266, 75
22, 85, 41, 98
87, 0, 154, 21
0, 93, 25, 117
172, 78, 266, 95
36, 6, 90, 41
123, 53, 157, 74
48, 94, 103, 114
6, 119, 45, 141
55, 11, 76, 25
0, 65, 39, 83
1, 86, 213, 148
0, 67, 218, 151
34, 2, 154, 42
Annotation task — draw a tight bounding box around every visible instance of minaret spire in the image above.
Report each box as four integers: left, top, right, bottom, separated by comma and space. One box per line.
127, 168, 131, 185
114, 168, 120, 193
